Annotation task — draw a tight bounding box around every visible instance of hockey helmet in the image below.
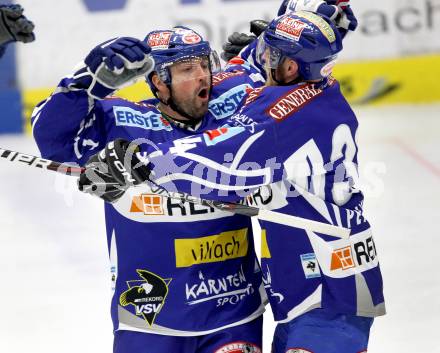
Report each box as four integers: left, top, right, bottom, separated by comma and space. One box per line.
144, 26, 221, 94
256, 11, 343, 81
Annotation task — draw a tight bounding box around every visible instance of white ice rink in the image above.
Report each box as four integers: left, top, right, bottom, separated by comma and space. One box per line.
0, 105, 439, 353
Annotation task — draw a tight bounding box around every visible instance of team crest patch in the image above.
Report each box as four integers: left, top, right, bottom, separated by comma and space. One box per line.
214, 341, 261, 353
286, 349, 313, 353
300, 253, 321, 279
120, 269, 172, 326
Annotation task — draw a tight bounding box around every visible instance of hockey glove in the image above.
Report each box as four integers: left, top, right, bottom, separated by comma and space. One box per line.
277, 0, 357, 38
278, 0, 339, 16
0, 4, 35, 46
221, 33, 256, 62
71, 37, 154, 99
221, 20, 268, 62
327, 1, 358, 38
78, 139, 150, 203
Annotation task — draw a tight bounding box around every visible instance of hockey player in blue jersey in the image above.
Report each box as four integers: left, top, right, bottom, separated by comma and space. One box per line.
32, 28, 266, 353
81, 11, 385, 353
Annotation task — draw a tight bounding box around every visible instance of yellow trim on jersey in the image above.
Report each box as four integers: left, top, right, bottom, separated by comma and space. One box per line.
261, 229, 271, 259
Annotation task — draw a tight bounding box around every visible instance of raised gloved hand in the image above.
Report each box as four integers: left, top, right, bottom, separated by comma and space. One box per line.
326, 0, 358, 37
71, 37, 154, 99
78, 139, 150, 203
0, 4, 35, 46
221, 19, 268, 62
221, 0, 358, 63
278, 0, 358, 38
221, 33, 256, 62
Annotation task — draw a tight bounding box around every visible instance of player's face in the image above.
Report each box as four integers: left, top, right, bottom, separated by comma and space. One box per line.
266, 58, 299, 86
261, 49, 283, 86
169, 57, 211, 120
257, 39, 299, 86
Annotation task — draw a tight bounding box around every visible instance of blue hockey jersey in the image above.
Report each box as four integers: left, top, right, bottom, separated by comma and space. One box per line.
31, 65, 267, 335
144, 78, 386, 323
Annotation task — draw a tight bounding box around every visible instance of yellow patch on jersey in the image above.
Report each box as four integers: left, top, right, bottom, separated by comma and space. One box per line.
174, 228, 249, 268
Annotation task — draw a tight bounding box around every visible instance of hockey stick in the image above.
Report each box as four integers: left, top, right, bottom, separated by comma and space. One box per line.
147, 187, 350, 239
0, 147, 350, 239
0, 147, 84, 176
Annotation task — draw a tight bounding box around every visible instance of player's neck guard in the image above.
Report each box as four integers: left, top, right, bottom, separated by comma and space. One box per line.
160, 109, 203, 132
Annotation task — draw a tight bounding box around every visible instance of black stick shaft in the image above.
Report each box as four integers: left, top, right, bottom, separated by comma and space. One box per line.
0, 147, 85, 176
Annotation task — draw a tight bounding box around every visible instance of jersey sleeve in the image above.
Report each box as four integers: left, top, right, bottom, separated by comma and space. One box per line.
31, 76, 108, 166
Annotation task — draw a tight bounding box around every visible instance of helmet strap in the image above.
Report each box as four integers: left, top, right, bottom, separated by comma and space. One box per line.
271, 68, 303, 86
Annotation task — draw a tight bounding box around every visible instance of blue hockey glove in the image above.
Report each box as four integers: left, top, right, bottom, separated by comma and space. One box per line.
277, 0, 358, 38
278, 0, 339, 17
78, 139, 150, 203
327, 1, 358, 37
71, 37, 154, 99
0, 4, 35, 46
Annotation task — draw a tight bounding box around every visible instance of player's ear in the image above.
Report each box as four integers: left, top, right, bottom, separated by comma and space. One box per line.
284, 59, 299, 82
152, 74, 170, 101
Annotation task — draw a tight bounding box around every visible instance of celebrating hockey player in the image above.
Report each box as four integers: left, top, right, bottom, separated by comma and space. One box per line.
0, 3, 34, 58
32, 29, 265, 353
81, 11, 385, 353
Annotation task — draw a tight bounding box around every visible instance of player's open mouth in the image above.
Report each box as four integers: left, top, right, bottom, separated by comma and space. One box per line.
197, 88, 209, 100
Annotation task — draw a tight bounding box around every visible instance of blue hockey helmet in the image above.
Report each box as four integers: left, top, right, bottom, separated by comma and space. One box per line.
256, 11, 343, 81
144, 26, 221, 95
